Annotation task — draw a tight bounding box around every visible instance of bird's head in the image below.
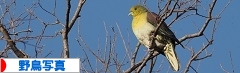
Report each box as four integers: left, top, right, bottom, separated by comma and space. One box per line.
129, 5, 148, 17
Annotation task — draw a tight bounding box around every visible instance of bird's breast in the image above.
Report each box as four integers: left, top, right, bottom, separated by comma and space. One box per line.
132, 22, 166, 50
132, 22, 156, 48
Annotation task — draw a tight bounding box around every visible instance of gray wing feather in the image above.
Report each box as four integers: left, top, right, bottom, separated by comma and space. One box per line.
147, 12, 180, 44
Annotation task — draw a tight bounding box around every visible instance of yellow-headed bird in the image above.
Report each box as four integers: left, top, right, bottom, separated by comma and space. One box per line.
129, 5, 181, 71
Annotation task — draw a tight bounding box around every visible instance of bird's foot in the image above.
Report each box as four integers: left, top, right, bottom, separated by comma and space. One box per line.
149, 31, 157, 49
148, 48, 154, 52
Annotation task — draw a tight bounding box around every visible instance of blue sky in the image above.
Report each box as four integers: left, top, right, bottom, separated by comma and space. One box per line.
0, 0, 239, 73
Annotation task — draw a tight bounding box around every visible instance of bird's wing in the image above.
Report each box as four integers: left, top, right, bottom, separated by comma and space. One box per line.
147, 12, 179, 42
147, 12, 185, 48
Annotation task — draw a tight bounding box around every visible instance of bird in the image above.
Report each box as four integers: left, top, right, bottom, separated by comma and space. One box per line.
129, 5, 182, 71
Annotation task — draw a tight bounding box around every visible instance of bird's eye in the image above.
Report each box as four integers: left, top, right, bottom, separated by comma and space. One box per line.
134, 8, 137, 10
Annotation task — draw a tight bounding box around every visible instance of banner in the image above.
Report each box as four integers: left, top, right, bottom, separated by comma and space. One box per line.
0, 58, 80, 73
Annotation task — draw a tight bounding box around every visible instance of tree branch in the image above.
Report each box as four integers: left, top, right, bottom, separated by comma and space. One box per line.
179, 0, 216, 43
62, 0, 86, 58
0, 23, 28, 58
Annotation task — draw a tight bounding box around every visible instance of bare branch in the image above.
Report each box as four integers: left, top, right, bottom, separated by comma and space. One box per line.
116, 23, 131, 60
125, 52, 160, 73
220, 64, 230, 73
76, 38, 95, 72
62, 0, 86, 58
131, 42, 140, 67
68, 0, 86, 30
179, 0, 217, 43
229, 51, 235, 73
0, 23, 28, 58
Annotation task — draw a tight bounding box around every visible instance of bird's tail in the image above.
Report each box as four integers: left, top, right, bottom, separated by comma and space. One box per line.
164, 43, 180, 71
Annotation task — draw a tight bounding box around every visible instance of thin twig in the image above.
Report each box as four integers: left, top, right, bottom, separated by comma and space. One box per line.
125, 52, 160, 73
220, 64, 230, 73
179, 0, 216, 43
229, 51, 234, 73
62, 0, 86, 58
116, 23, 131, 60
131, 42, 141, 67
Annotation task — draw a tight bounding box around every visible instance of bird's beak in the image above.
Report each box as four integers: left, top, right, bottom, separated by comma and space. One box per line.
128, 12, 133, 16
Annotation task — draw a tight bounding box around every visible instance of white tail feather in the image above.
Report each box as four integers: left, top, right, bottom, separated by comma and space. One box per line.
164, 43, 180, 71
